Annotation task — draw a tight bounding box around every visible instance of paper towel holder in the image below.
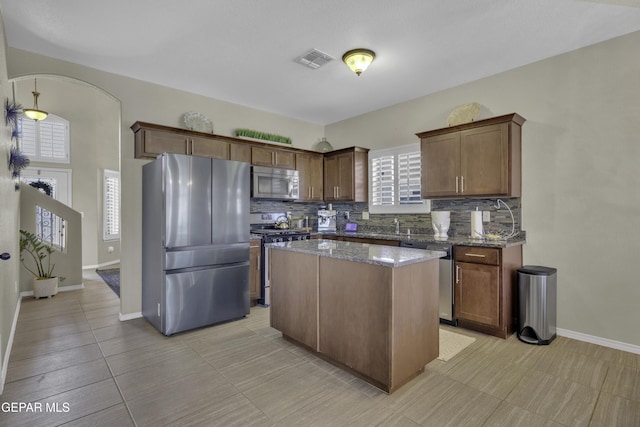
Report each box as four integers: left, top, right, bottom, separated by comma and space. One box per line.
471, 207, 484, 239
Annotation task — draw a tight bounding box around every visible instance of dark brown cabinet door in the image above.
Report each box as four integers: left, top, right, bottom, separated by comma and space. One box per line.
251, 146, 296, 169
229, 142, 251, 163
191, 137, 229, 160
324, 147, 368, 202
420, 133, 460, 198
418, 113, 524, 199
460, 123, 509, 196
296, 153, 324, 201
138, 129, 189, 157
323, 154, 339, 201
324, 151, 354, 201
454, 261, 501, 328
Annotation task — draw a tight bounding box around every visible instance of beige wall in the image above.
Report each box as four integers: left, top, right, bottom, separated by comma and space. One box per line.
6, 29, 639, 349
13, 76, 121, 268
327, 31, 640, 347
0, 11, 21, 393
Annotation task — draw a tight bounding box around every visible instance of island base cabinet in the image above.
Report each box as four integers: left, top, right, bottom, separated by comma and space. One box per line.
269, 247, 440, 394
319, 259, 392, 387
269, 250, 318, 350
318, 257, 439, 393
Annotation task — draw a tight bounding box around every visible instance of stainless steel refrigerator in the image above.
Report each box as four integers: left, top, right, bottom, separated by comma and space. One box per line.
142, 153, 250, 335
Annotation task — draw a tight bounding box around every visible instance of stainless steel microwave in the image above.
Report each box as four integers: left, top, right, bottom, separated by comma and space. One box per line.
251, 166, 299, 200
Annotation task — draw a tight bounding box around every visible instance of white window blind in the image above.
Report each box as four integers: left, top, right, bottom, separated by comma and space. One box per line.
19, 114, 70, 163
368, 144, 430, 214
371, 155, 395, 206
103, 169, 120, 241
398, 152, 422, 204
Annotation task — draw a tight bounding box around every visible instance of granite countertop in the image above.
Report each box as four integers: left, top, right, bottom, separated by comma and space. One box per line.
317, 230, 526, 248
266, 239, 446, 268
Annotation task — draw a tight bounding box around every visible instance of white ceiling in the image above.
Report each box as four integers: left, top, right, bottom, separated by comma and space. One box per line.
2, 0, 640, 125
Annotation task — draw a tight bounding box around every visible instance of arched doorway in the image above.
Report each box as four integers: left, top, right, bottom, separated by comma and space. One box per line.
12, 75, 122, 279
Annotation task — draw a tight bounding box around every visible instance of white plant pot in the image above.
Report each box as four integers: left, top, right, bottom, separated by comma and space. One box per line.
33, 277, 59, 299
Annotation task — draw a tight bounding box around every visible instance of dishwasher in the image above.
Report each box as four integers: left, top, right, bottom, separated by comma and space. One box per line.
400, 240, 456, 325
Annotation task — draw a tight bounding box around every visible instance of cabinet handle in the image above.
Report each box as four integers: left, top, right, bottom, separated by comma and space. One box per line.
272, 152, 275, 164
455, 176, 459, 193
464, 253, 486, 258
257, 256, 260, 269
456, 265, 460, 284
336, 186, 340, 198
461, 175, 465, 193
311, 187, 314, 198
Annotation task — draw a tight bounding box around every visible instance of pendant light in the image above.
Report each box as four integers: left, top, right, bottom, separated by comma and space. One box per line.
23, 78, 48, 121
342, 49, 376, 76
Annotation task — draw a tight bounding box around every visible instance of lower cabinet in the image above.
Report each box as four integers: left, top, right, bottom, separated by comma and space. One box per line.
249, 239, 261, 304
269, 250, 319, 349
453, 245, 522, 339
269, 248, 439, 393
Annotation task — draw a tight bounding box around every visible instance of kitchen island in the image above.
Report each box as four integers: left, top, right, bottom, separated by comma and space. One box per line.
267, 239, 445, 393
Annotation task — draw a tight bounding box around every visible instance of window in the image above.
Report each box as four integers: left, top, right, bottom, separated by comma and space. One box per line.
19, 114, 70, 163
35, 205, 67, 252
369, 144, 430, 214
21, 167, 72, 206
103, 169, 120, 241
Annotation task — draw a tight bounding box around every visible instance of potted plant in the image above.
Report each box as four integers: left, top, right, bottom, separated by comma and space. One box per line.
19, 229, 60, 298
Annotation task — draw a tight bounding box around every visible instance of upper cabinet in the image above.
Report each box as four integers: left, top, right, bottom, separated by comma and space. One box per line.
251, 146, 296, 170
324, 147, 369, 202
417, 113, 525, 199
132, 123, 372, 202
132, 122, 296, 168
296, 152, 324, 201
133, 122, 233, 160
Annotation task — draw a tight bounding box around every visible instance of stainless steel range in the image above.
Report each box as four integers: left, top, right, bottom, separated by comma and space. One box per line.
250, 213, 311, 306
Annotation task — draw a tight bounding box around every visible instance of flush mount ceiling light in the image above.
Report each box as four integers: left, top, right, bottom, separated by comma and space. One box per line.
23, 78, 48, 121
342, 48, 376, 76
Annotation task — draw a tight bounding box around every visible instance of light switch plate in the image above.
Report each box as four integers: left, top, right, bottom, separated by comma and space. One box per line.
362, 211, 369, 220
483, 211, 490, 222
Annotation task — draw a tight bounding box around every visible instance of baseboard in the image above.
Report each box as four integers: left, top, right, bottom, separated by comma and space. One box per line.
0, 297, 22, 395
83, 260, 120, 270
19, 282, 85, 298
119, 312, 143, 321
557, 328, 640, 355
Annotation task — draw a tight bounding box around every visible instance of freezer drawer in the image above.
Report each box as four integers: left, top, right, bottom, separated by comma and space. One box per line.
165, 243, 249, 270
162, 263, 249, 335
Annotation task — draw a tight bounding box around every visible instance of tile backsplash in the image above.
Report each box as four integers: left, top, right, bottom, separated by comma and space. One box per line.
251, 198, 521, 237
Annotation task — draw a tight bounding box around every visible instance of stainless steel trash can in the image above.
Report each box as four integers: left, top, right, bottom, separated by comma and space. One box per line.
517, 265, 557, 345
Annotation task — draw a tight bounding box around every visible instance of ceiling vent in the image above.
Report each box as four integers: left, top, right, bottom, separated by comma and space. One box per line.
295, 49, 334, 69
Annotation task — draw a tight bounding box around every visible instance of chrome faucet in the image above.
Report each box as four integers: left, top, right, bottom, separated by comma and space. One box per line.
394, 217, 399, 234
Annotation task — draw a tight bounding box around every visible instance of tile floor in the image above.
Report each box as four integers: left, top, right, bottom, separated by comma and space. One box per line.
1, 271, 639, 426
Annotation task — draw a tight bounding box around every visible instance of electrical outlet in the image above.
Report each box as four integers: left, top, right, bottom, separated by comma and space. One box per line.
362, 211, 369, 220
483, 211, 490, 222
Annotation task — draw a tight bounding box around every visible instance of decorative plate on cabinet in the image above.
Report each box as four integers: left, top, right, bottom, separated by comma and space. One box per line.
447, 102, 481, 126
183, 111, 213, 133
